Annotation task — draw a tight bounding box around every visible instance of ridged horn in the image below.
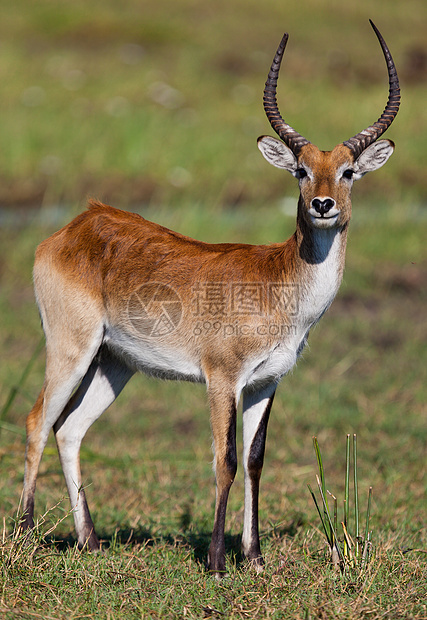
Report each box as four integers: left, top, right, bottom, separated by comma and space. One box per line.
343, 20, 401, 159
263, 33, 311, 156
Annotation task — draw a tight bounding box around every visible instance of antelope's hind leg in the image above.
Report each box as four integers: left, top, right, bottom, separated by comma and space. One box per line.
53, 347, 134, 550
22, 327, 105, 533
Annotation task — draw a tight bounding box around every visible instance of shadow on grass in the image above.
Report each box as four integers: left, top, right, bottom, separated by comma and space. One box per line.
45, 527, 243, 569
43, 512, 306, 570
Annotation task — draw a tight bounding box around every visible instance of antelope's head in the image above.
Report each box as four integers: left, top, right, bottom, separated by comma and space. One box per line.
258, 21, 400, 230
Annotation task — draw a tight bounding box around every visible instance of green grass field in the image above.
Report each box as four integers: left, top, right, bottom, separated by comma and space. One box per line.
0, 0, 426, 618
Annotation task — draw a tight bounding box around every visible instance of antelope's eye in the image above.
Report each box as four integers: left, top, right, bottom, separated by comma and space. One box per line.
295, 168, 307, 179
343, 169, 354, 179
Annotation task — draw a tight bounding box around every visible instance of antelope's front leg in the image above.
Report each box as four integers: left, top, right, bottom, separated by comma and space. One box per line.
207, 385, 238, 576
242, 384, 276, 570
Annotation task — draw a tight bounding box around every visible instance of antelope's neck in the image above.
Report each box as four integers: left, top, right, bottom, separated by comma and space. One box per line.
293, 215, 349, 326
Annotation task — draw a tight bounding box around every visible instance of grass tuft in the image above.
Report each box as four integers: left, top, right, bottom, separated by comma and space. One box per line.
309, 435, 376, 578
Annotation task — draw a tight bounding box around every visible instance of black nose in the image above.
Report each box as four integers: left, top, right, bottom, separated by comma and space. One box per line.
311, 198, 335, 216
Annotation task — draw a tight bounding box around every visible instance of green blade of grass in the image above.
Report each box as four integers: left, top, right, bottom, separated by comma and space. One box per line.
316, 475, 344, 565
343, 434, 350, 557
313, 437, 326, 501
345, 434, 350, 528
307, 484, 330, 544
353, 434, 359, 558
313, 436, 330, 540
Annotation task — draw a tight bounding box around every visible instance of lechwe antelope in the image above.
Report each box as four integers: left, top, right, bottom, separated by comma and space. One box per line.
21, 20, 400, 575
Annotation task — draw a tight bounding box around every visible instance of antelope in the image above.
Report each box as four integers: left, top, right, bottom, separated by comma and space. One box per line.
21, 21, 400, 576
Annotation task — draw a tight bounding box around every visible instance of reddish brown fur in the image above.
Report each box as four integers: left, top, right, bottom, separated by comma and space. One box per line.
298, 144, 354, 227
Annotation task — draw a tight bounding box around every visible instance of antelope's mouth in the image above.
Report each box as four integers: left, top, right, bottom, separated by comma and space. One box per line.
309, 210, 340, 228
313, 213, 338, 219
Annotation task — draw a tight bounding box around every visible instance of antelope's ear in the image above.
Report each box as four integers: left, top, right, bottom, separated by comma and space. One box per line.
257, 136, 298, 173
353, 139, 395, 179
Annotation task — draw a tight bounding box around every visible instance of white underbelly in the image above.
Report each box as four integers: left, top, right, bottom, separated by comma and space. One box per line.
104, 326, 204, 382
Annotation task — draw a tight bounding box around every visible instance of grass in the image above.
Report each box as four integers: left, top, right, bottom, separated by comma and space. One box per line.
0, 0, 426, 617
1, 516, 425, 619
309, 434, 374, 572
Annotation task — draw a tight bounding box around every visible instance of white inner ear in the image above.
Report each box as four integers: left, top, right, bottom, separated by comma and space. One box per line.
354, 139, 395, 179
257, 136, 298, 173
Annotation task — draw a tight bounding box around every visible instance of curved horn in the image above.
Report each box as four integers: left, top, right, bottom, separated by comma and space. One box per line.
343, 20, 401, 159
263, 33, 311, 156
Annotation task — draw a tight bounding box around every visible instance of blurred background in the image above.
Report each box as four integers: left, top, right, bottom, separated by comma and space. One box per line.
0, 0, 426, 559
0, 0, 425, 214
